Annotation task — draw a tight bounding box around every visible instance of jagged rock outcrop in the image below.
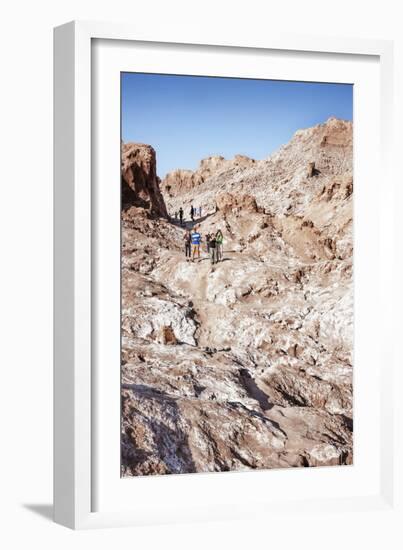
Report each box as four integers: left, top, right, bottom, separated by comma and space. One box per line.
306, 161, 316, 177
121, 117, 353, 476
121, 142, 168, 217
161, 169, 204, 198
215, 192, 259, 214
160, 154, 256, 203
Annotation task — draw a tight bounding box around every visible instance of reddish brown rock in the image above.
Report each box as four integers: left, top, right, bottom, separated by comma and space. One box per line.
215, 192, 259, 214
160, 154, 255, 212
121, 142, 168, 218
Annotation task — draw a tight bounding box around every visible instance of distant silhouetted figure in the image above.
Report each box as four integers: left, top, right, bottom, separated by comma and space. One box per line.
174, 211, 178, 221
179, 207, 184, 226
190, 205, 194, 221
199, 206, 202, 217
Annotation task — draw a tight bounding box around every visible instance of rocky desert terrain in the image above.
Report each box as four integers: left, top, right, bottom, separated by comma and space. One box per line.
121, 117, 353, 476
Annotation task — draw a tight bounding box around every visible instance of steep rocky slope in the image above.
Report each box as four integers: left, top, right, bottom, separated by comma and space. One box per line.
121, 117, 353, 476
161, 117, 352, 217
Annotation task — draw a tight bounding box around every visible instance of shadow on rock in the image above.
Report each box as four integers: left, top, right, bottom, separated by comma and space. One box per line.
169, 212, 215, 230
239, 368, 273, 411
121, 384, 197, 476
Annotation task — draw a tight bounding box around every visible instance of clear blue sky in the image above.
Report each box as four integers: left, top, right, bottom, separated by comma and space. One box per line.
121, 73, 353, 178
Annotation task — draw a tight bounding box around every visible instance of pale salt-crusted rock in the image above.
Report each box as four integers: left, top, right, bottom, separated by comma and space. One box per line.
121, 117, 353, 476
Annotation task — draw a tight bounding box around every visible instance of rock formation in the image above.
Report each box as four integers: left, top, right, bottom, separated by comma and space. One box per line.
215, 192, 260, 214
121, 117, 353, 476
121, 142, 168, 218
160, 154, 256, 200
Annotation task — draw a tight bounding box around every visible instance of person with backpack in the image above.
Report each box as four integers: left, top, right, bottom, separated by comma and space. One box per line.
216, 229, 224, 261
184, 229, 191, 260
191, 227, 202, 262
179, 207, 184, 226
209, 233, 217, 265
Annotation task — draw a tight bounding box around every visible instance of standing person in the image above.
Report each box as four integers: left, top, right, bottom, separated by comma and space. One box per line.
174, 211, 178, 221
184, 229, 191, 260
205, 232, 211, 253
209, 233, 217, 265
199, 206, 202, 218
191, 227, 202, 262
190, 205, 194, 221
179, 207, 184, 226
216, 229, 224, 261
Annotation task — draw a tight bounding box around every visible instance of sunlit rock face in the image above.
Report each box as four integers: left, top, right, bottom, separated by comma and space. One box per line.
121, 118, 353, 476
121, 142, 168, 218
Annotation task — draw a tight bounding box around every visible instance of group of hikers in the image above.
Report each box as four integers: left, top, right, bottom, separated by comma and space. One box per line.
183, 227, 224, 265
171, 202, 224, 264
174, 205, 202, 226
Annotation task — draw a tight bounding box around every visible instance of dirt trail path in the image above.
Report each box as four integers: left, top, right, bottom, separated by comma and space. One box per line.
157, 217, 257, 349
154, 214, 350, 353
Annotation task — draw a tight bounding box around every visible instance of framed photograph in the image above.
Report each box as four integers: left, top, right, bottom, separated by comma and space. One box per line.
54, 21, 398, 529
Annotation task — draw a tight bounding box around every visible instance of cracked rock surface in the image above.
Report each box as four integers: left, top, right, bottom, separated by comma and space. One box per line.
121, 118, 353, 476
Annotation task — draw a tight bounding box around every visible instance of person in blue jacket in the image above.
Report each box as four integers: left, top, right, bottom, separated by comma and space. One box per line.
191, 227, 202, 262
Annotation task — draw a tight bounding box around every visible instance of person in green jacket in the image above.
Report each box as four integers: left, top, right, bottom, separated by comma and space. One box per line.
215, 229, 224, 261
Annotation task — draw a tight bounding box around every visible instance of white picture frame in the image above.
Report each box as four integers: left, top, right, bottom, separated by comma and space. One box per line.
54, 20, 399, 530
